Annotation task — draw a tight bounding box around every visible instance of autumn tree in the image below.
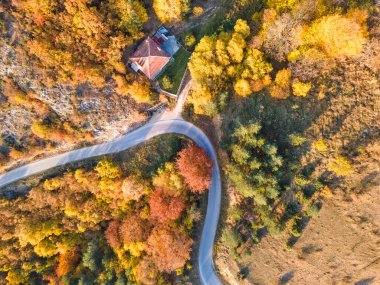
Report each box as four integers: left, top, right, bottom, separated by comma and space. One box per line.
269, 68, 292, 99
146, 225, 193, 272
234, 79, 251, 97
176, 144, 213, 193
262, 12, 303, 61
56, 249, 80, 277
302, 11, 368, 59
153, 0, 189, 23
152, 162, 185, 196
106, 0, 148, 37
119, 213, 150, 244
105, 220, 121, 249
292, 79, 312, 96
265, 0, 300, 12
136, 257, 159, 285
121, 177, 146, 201
149, 188, 185, 223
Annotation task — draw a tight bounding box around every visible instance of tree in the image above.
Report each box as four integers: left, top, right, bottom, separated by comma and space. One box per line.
227, 33, 247, 63
289, 133, 306, 146
56, 249, 80, 277
302, 12, 368, 59
105, 220, 121, 249
234, 19, 251, 38
149, 188, 185, 223
265, 0, 300, 12
193, 6, 204, 16
125, 79, 153, 104
119, 213, 150, 244
161, 76, 173, 90
292, 80, 312, 97
269, 68, 291, 99
107, 0, 148, 37
16, 219, 63, 247
328, 156, 354, 176
82, 239, 100, 272
153, 0, 189, 23
243, 49, 273, 81
152, 162, 185, 196
121, 177, 146, 201
34, 237, 59, 257
95, 160, 121, 179
262, 13, 303, 61
136, 257, 159, 285
184, 33, 196, 47
146, 225, 193, 272
234, 79, 251, 97
176, 144, 213, 193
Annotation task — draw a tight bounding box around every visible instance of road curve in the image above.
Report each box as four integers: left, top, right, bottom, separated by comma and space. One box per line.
0, 118, 222, 285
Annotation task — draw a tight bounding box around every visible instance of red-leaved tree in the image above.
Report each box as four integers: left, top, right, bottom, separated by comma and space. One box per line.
176, 144, 213, 193
105, 220, 121, 249
149, 188, 185, 223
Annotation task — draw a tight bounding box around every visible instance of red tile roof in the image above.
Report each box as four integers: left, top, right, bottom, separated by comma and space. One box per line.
129, 37, 171, 80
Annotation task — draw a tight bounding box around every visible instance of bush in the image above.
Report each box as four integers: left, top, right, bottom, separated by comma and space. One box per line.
193, 6, 204, 16
289, 133, 307, 146
234, 79, 252, 97
184, 33, 196, 47
312, 139, 328, 152
328, 156, 354, 176
222, 228, 240, 249
161, 76, 173, 90
292, 80, 312, 97
306, 204, 320, 217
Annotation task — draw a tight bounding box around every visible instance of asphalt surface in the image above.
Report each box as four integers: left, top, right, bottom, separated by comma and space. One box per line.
0, 118, 222, 285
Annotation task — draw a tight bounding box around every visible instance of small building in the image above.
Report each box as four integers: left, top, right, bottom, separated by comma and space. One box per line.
129, 27, 180, 81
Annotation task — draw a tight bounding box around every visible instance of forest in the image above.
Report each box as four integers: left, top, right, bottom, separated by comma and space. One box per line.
0, 135, 213, 284
0, 0, 379, 283
185, 0, 379, 265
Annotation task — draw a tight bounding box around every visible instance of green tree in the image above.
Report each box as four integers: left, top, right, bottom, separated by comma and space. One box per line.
82, 239, 101, 272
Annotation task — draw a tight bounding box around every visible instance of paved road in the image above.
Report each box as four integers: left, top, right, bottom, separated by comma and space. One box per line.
0, 118, 222, 285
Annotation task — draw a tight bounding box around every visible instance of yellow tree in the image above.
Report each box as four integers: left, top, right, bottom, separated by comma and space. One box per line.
107, 0, 148, 36
153, 0, 189, 23
234, 79, 251, 97
303, 12, 368, 58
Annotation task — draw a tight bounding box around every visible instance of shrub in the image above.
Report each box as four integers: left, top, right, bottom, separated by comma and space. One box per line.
161, 76, 173, 90
292, 80, 312, 97
222, 228, 239, 249
312, 139, 328, 152
95, 160, 121, 179
328, 156, 354, 176
193, 6, 204, 16
234, 79, 251, 97
306, 204, 320, 217
184, 33, 196, 47
289, 133, 307, 146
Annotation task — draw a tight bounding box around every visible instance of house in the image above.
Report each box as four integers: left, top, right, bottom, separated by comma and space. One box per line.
129, 27, 180, 81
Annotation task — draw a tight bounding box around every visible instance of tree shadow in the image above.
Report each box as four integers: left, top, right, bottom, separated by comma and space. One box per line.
278, 271, 294, 284
355, 277, 375, 285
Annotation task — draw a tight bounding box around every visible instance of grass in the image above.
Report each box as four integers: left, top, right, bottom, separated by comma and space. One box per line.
158, 47, 191, 94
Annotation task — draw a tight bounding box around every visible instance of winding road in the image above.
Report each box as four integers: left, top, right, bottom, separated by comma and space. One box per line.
0, 118, 222, 285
